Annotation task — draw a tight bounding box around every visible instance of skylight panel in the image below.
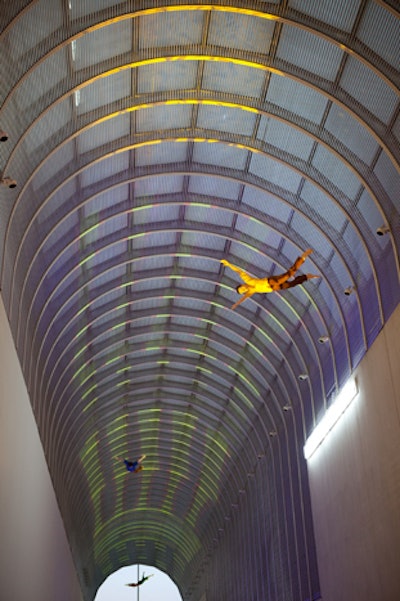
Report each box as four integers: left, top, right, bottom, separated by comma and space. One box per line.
208, 11, 275, 53
188, 175, 241, 200
340, 56, 398, 124
277, 24, 344, 81
202, 62, 266, 98
249, 154, 303, 193
266, 73, 328, 123
139, 10, 204, 48
289, 0, 361, 32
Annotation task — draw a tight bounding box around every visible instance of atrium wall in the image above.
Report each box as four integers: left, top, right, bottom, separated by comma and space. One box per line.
308, 303, 400, 601
0, 296, 84, 601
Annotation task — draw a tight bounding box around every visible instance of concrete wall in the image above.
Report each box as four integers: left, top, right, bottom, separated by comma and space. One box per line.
307, 303, 400, 601
0, 296, 84, 601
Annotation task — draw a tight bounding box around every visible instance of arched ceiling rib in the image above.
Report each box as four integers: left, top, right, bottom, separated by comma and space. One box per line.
0, 2, 399, 600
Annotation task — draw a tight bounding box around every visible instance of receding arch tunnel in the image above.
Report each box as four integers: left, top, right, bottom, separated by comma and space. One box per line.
0, 2, 399, 600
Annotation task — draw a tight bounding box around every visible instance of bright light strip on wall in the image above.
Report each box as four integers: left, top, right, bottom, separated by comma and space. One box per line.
304, 378, 358, 460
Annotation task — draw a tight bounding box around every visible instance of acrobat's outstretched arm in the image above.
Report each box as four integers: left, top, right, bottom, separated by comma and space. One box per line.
231, 291, 254, 310
220, 259, 254, 285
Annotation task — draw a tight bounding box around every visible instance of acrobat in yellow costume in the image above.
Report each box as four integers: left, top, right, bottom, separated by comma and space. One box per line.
221, 249, 319, 309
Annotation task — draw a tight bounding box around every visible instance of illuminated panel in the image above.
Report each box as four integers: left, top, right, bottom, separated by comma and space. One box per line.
304, 378, 358, 459
84, 6, 280, 37
75, 55, 284, 95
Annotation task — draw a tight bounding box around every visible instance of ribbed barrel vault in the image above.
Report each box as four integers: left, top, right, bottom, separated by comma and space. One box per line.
0, 2, 399, 599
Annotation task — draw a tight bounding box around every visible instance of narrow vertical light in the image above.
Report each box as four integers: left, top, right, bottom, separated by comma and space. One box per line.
304, 379, 358, 460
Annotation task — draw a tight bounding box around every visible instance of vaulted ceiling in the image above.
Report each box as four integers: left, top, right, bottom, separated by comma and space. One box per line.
0, 1, 399, 600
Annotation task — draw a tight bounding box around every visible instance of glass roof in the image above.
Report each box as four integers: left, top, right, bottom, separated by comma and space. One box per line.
0, 1, 399, 600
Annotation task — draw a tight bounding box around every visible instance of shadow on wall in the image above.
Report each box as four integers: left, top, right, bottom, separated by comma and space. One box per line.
94, 564, 183, 601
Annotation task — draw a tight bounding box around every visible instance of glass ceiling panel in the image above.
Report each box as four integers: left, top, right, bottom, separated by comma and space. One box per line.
277, 25, 344, 80
68, 0, 118, 19
135, 142, 189, 167
257, 117, 315, 161
217, 314, 253, 339
72, 21, 132, 70
26, 102, 72, 155
235, 215, 274, 247
196, 105, 257, 137
80, 153, 130, 187
134, 175, 185, 196
192, 143, 248, 170
208, 11, 275, 52
356, 189, 387, 235
373, 152, 400, 206
311, 145, 362, 200
137, 62, 198, 94
133, 277, 172, 296
77, 114, 131, 154
85, 241, 127, 270
328, 253, 354, 291
290, 212, 333, 262
357, 2, 400, 68
184, 205, 232, 227
188, 175, 241, 200
33, 138, 75, 192
139, 11, 204, 48
179, 231, 229, 252
175, 258, 217, 278
289, 0, 361, 31
300, 182, 348, 236
249, 154, 303, 193
266, 73, 328, 123
90, 288, 124, 310
84, 186, 129, 217
173, 298, 211, 314
133, 205, 180, 226
136, 105, 193, 132
342, 223, 371, 279
339, 56, 398, 123
241, 187, 293, 222
131, 256, 174, 273
14, 49, 69, 112
82, 214, 127, 246
76, 70, 131, 114
129, 297, 169, 313
6, 0, 64, 57
131, 232, 177, 251
324, 103, 380, 165
227, 241, 274, 268
202, 62, 266, 97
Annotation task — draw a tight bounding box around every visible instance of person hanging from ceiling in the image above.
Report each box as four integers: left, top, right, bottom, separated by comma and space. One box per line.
126, 573, 154, 587
221, 248, 319, 310
116, 454, 146, 473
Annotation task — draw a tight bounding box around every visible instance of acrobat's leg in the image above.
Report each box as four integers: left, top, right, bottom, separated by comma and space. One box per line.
279, 274, 308, 289
221, 259, 254, 285
269, 249, 313, 287
279, 273, 319, 290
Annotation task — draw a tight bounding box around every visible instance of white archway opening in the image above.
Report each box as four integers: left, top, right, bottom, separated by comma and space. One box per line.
94, 564, 183, 601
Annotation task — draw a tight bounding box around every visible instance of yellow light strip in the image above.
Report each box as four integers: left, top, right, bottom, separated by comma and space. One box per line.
84, 6, 280, 38
109, 136, 261, 157
88, 55, 284, 87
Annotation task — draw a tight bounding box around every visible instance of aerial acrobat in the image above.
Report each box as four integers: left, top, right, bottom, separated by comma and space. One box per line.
116, 454, 146, 473
126, 573, 154, 587
221, 248, 319, 309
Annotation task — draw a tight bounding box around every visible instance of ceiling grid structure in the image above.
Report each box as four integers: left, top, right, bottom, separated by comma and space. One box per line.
0, 1, 399, 600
